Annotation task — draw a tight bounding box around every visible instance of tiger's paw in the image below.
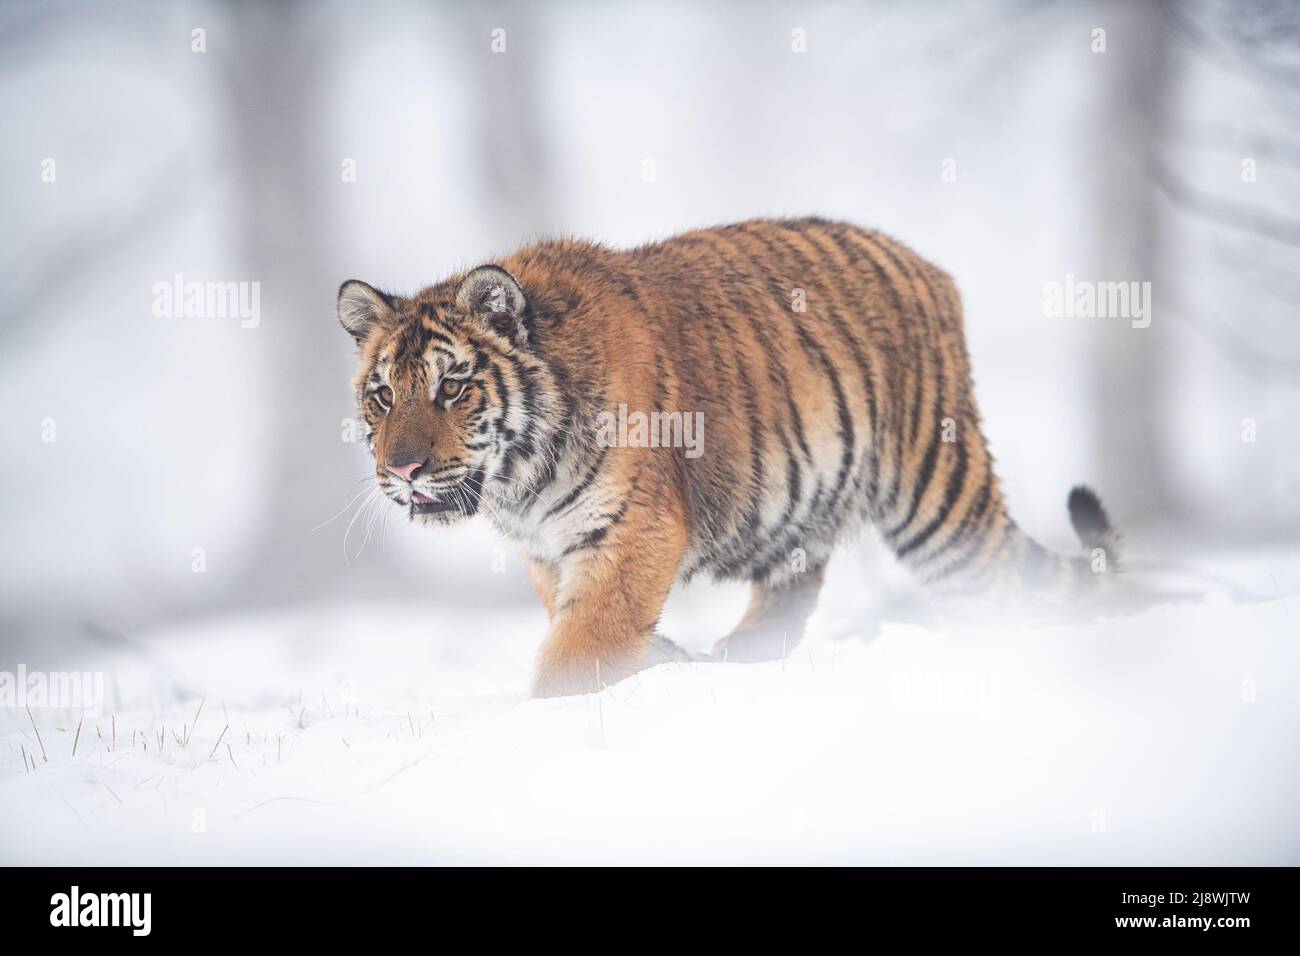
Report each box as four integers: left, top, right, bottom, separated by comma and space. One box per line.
530, 646, 635, 699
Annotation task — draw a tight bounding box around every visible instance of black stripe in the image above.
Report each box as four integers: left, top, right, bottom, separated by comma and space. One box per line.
831, 229, 910, 512
746, 435, 807, 581
725, 227, 817, 466
886, 425, 942, 541
782, 223, 884, 500
879, 240, 953, 542
921, 466, 993, 566
687, 238, 749, 542
543, 446, 609, 520
926, 510, 1008, 585
895, 439, 969, 559
708, 231, 830, 575
561, 500, 629, 557
708, 249, 768, 572
794, 323, 856, 519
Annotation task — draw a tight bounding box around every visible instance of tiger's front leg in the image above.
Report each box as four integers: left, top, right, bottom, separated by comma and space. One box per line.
530, 491, 687, 698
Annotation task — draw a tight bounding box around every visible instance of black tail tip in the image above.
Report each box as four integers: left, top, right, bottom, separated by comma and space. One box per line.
1067, 485, 1112, 547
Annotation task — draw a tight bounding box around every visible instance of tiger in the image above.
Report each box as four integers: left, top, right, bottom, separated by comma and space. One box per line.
337, 217, 1119, 698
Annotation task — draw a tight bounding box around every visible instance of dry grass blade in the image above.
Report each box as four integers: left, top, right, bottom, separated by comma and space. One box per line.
25, 705, 48, 762
71, 716, 84, 757
184, 694, 206, 746
63, 798, 87, 827
208, 724, 229, 759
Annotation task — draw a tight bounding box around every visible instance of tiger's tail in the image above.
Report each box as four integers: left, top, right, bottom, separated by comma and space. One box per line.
915, 484, 1121, 604
1066, 485, 1121, 569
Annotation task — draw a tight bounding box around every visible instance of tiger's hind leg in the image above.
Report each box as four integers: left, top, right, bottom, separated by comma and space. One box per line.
711, 566, 826, 663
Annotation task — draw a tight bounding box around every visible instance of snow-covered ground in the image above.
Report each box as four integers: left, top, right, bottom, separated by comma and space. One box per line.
2, 541, 1298, 865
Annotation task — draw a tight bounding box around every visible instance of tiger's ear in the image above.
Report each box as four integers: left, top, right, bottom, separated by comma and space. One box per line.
337, 280, 393, 343
455, 265, 528, 347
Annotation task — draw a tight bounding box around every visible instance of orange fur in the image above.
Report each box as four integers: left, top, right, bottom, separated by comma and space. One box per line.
339, 218, 1117, 696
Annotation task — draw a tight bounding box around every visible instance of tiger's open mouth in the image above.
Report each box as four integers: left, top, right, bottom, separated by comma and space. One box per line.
408, 470, 484, 518
410, 491, 460, 515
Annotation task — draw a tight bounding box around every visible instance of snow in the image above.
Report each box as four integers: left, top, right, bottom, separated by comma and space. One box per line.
2, 543, 1298, 865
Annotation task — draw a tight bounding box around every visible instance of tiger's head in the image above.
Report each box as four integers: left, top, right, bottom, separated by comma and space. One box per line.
337, 265, 558, 527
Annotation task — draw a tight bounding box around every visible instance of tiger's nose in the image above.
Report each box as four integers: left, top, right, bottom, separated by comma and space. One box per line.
386, 459, 427, 482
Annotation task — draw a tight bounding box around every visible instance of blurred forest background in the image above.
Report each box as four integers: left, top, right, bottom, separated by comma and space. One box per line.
3, 0, 1299, 650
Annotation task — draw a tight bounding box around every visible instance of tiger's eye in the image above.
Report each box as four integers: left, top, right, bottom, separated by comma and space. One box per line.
440, 379, 464, 400
376, 385, 394, 408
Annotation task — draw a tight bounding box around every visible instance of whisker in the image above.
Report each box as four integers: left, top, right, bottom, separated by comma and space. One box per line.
311, 480, 377, 534
359, 486, 390, 558
381, 499, 393, 556
480, 469, 540, 501
470, 479, 512, 528
342, 488, 380, 565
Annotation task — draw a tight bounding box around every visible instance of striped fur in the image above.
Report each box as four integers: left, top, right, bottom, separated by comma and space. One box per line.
339, 217, 1118, 696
